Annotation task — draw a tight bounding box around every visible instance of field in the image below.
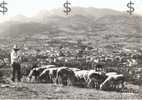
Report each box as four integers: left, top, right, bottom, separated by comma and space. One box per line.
0, 8, 142, 99
0, 46, 142, 99
0, 82, 142, 99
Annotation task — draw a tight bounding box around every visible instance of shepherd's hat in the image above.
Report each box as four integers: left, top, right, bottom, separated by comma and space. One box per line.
13, 45, 20, 51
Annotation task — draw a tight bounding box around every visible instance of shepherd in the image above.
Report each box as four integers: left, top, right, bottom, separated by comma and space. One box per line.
11, 44, 21, 82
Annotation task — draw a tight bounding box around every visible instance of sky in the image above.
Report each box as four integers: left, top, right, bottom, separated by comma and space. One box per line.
0, 0, 142, 21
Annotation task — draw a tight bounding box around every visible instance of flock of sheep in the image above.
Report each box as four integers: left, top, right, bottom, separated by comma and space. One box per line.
26, 65, 125, 91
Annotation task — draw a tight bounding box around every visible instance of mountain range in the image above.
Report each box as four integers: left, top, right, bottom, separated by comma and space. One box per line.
0, 7, 142, 49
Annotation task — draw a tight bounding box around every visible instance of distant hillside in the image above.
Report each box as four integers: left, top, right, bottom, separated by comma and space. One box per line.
0, 7, 142, 49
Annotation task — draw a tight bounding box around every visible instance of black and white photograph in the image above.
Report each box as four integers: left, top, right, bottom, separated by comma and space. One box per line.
0, 0, 142, 99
